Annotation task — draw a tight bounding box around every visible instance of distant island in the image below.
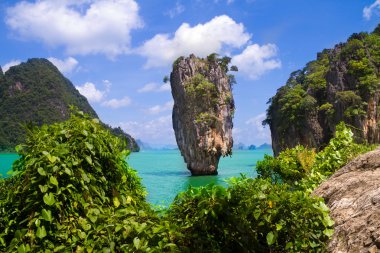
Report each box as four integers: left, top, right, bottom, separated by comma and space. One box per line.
138, 140, 272, 151
233, 143, 272, 150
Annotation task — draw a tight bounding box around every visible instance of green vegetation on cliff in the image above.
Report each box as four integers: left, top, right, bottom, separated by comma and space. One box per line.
0, 59, 138, 152
265, 25, 380, 155
257, 123, 375, 191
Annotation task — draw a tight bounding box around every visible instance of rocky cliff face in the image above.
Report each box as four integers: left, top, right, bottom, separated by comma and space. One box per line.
0, 58, 139, 152
170, 54, 234, 175
266, 27, 380, 156
314, 148, 380, 253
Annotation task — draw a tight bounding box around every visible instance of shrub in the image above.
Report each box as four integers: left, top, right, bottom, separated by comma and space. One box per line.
313, 122, 374, 176
167, 178, 333, 253
256, 145, 315, 184
257, 122, 375, 192
0, 111, 181, 252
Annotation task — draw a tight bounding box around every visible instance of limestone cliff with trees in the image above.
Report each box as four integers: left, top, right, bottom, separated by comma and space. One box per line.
265, 25, 380, 156
170, 54, 236, 175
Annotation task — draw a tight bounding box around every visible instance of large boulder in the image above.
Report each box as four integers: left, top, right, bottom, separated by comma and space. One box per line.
170, 54, 235, 175
314, 148, 380, 253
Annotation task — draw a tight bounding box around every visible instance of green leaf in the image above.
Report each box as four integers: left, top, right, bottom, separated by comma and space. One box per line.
85, 156, 92, 165
41, 209, 52, 222
85, 142, 93, 150
50, 176, 58, 186
43, 193, 55, 206
276, 223, 283, 231
64, 167, 72, 175
88, 214, 97, 223
17, 244, 30, 253
285, 242, 293, 250
35, 219, 41, 227
266, 231, 275, 245
54, 246, 66, 252
323, 228, 334, 237
36, 226, 47, 239
37, 167, 46, 176
133, 237, 141, 249
47, 154, 57, 163
39, 185, 48, 193
323, 215, 335, 227
82, 173, 90, 183
113, 196, 120, 208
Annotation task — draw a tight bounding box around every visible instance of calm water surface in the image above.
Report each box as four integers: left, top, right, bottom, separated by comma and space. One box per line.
0, 149, 272, 206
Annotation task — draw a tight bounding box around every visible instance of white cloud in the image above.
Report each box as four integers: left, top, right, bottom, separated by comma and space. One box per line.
137, 82, 171, 93
146, 100, 173, 114
48, 57, 78, 73
231, 44, 281, 80
2, 59, 21, 72
75, 82, 105, 102
76, 80, 130, 108
6, 0, 143, 57
245, 113, 270, 140
165, 2, 185, 18
364, 0, 380, 20
214, 0, 234, 4
138, 15, 251, 68
158, 82, 171, 91
101, 96, 131, 108
119, 114, 175, 144
103, 79, 112, 93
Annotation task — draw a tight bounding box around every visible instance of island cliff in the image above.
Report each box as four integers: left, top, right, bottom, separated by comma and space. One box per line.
0, 58, 139, 152
170, 54, 235, 175
265, 25, 380, 156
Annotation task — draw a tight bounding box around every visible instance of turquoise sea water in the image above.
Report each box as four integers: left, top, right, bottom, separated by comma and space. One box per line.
0, 149, 272, 206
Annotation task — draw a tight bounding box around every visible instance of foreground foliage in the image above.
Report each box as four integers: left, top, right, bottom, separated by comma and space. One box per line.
0, 113, 371, 252
0, 111, 179, 252
168, 122, 373, 252
168, 178, 333, 252
257, 122, 375, 191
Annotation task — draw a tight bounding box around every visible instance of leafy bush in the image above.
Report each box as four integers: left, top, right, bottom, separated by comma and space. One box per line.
313, 122, 374, 176
167, 178, 333, 253
0, 111, 181, 252
257, 122, 375, 191
0, 111, 370, 252
256, 145, 316, 184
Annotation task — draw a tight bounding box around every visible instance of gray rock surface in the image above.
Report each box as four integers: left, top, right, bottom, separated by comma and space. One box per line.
314, 148, 380, 253
170, 54, 234, 175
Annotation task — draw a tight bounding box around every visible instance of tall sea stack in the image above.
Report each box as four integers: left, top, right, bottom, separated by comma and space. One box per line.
170, 54, 235, 175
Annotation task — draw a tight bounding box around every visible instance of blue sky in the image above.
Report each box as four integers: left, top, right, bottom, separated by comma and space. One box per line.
1, 0, 380, 147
